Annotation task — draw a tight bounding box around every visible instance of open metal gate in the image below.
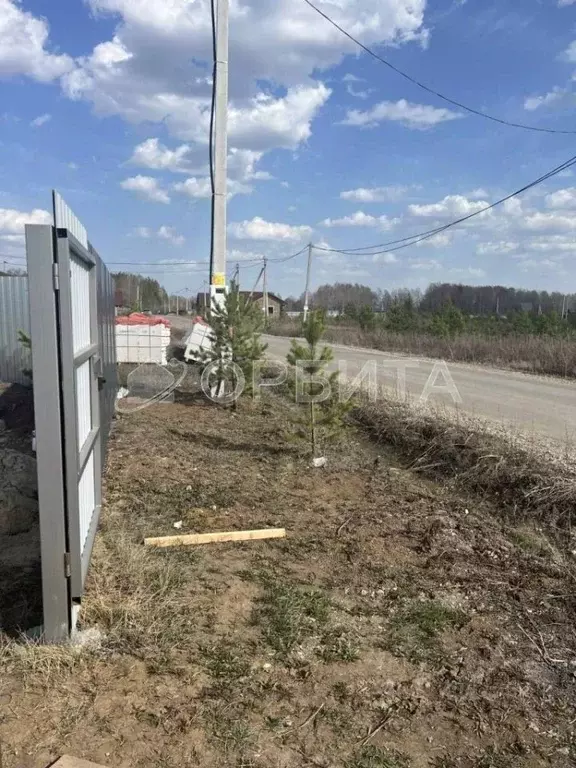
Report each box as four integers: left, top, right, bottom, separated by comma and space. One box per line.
25, 192, 116, 642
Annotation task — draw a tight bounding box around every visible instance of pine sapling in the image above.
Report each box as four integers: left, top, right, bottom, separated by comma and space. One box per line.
286, 310, 351, 460
201, 285, 267, 407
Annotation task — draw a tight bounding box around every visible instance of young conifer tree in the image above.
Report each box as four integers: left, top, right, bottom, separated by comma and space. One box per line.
286, 310, 351, 458
202, 283, 267, 406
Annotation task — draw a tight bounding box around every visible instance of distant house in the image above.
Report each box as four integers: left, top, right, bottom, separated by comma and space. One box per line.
196, 291, 285, 318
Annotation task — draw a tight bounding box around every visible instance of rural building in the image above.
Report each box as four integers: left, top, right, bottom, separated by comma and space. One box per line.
196, 291, 284, 318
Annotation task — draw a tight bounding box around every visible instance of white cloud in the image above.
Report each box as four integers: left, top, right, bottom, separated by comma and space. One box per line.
342, 99, 462, 129
133, 224, 184, 245
370, 252, 398, 264
173, 177, 211, 199
342, 74, 363, 83
0, 207, 51, 233
129, 138, 191, 173
60, 0, 427, 161
0, 0, 73, 82
477, 241, 520, 256
173, 175, 253, 199
30, 113, 51, 127
449, 266, 486, 278
157, 225, 184, 246
409, 194, 489, 218
346, 85, 372, 99
340, 186, 408, 203
563, 40, 576, 62
467, 187, 490, 198
167, 146, 271, 199
415, 232, 454, 248
321, 210, 399, 229
524, 86, 567, 111
523, 211, 576, 232
410, 259, 442, 270
120, 175, 170, 203
228, 216, 312, 241
227, 84, 331, 151
546, 187, 576, 209
558, 0, 576, 6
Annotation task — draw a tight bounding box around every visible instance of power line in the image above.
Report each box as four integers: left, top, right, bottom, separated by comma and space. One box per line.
208, 0, 217, 282
106, 260, 210, 266
302, 0, 576, 136
314, 150, 576, 256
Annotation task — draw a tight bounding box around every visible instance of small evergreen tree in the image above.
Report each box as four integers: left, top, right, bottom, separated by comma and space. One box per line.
358, 304, 376, 332
201, 284, 267, 407
286, 311, 351, 459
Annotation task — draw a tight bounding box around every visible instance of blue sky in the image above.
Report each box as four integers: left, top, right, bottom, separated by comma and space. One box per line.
1, 0, 576, 299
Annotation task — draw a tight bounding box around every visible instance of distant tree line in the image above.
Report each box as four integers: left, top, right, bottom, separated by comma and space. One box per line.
112, 272, 192, 313
283, 281, 576, 338
285, 281, 575, 317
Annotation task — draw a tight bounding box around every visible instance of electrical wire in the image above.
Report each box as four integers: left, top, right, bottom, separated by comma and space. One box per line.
314, 151, 576, 256
302, 0, 576, 136
208, 0, 218, 282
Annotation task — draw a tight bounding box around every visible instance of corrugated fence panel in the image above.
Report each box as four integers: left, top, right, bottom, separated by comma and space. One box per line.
75, 360, 92, 446
95, 249, 117, 461
54, 191, 88, 249
70, 254, 92, 354
78, 451, 96, 553
0, 276, 30, 385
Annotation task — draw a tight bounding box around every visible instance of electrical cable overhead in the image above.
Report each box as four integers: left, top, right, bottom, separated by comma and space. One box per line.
302, 0, 576, 136
314, 150, 576, 256
208, 0, 218, 283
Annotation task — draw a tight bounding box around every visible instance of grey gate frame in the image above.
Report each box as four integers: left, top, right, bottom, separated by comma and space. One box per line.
25, 192, 116, 642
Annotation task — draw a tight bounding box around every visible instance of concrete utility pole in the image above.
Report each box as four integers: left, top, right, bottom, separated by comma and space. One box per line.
263, 257, 269, 319
303, 242, 313, 322
210, 0, 229, 311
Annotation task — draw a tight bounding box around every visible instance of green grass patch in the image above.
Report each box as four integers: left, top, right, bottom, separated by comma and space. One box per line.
253, 577, 331, 655
347, 746, 411, 768
385, 600, 468, 663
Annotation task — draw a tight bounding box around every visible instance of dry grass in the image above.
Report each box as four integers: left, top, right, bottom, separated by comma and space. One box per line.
353, 397, 576, 531
269, 321, 576, 379
1, 395, 576, 767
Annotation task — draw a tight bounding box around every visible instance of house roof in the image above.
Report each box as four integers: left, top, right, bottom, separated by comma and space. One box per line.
197, 291, 284, 305
239, 291, 284, 305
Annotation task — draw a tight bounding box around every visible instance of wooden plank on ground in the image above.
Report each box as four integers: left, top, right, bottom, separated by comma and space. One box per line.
144, 528, 286, 548
51, 757, 109, 768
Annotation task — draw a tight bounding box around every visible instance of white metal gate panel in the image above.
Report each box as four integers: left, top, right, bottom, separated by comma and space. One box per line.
26, 192, 117, 642
56, 230, 103, 599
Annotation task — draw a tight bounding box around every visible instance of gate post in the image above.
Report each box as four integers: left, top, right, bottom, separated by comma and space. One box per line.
26, 224, 70, 642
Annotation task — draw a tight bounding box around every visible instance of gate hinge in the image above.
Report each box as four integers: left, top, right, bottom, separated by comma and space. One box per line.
52, 262, 60, 291
64, 552, 71, 578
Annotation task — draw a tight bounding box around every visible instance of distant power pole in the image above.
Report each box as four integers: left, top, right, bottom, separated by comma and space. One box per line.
233, 262, 240, 286
263, 257, 269, 319
303, 242, 313, 322
210, 0, 229, 310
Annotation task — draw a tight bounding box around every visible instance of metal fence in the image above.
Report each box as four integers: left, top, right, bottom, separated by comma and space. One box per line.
25, 192, 117, 641
0, 276, 30, 385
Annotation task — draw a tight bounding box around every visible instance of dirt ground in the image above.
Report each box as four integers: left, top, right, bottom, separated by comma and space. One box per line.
0, 382, 40, 634
1, 393, 575, 768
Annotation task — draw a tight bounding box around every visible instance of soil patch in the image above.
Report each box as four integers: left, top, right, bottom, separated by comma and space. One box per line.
0, 382, 40, 634
1, 395, 575, 767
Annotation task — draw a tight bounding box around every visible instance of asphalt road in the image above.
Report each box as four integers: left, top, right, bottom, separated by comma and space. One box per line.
263, 334, 576, 445
165, 316, 576, 444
